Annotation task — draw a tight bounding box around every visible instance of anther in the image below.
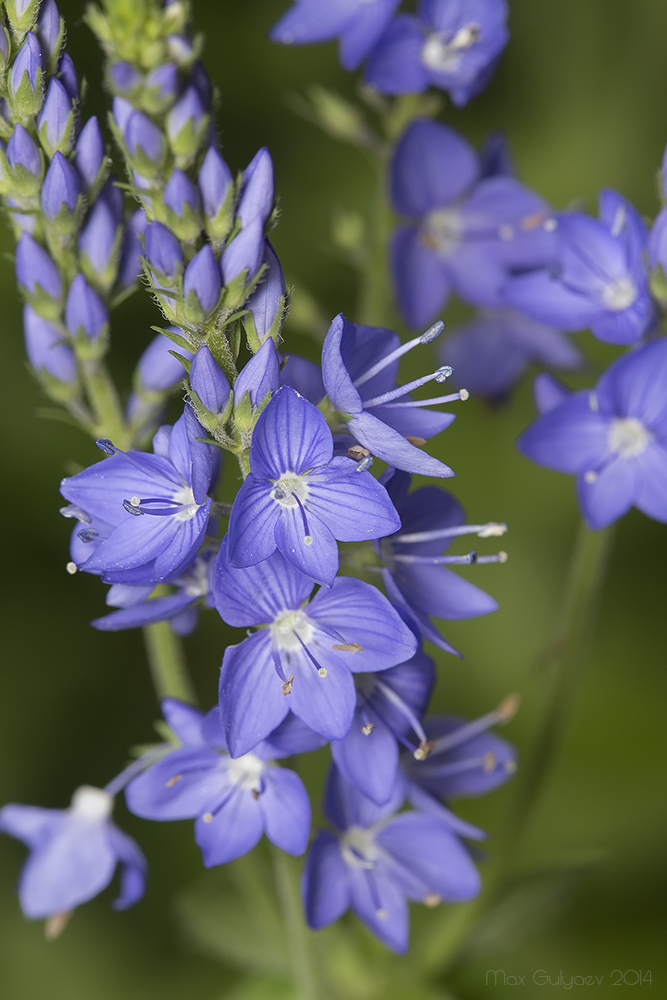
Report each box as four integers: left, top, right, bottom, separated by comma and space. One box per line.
318, 667, 328, 677
477, 523, 507, 538
165, 775, 182, 788
520, 211, 548, 231
77, 528, 99, 544
361, 723, 375, 736
95, 438, 116, 455
332, 643, 363, 653
282, 673, 294, 696
544, 217, 558, 232
45, 911, 72, 940
376, 908, 388, 920
304, 535, 314, 546
505, 759, 518, 773
413, 740, 435, 761
202, 812, 214, 823
459, 388, 469, 400
434, 365, 453, 383
406, 436, 426, 447
483, 751, 496, 773
356, 456, 373, 472
66, 561, 78, 575
348, 445, 370, 461
123, 499, 143, 515
423, 893, 441, 908
420, 320, 445, 344
496, 693, 520, 723
584, 470, 597, 484
498, 550, 508, 563
251, 788, 260, 800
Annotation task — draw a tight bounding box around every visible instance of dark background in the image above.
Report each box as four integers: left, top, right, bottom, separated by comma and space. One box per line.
1, 1, 666, 997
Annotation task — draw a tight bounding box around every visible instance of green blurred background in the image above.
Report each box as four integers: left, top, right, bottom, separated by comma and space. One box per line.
1, 1, 667, 997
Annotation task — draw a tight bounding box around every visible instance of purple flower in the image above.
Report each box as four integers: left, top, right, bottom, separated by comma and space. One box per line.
60, 407, 215, 583
280, 354, 325, 404
227, 385, 401, 585
377, 469, 505, 654
183, 244, 221, 317
332, 652, 435, 805
37, 0, 62, 61
0, 786, 146, 925
74, 116, 105, 191
270, 0, 401, 71
65, 273, 109, 341
144, 221, 183, 282
117, 209, 148, 289
213, 543, 418, 754
198, 145, 233, 233
365, 0, 509, 105
146, 63, 179, 103
78, 182, 124, 288
441, 307, 582, 400
321, 313, 461, 478
244, 239, 286, 346
124, 110, 165, 169
237, 147, 274, 227
7, 123, 42, 178
302, 765, 481, 953
506, 190, 655, 345
37, 77, 74, 156
220, 215, 264, 284
57, 52, 78, 101
40, 150, 81, 219
24, 303, 76, 383
166, 86, 206, 153
126, 700, 316, 864
189, 344, 231, 414
9, 32, 43, 102
15, 233, 62, 305
402, 697, 518, 809
518, 337, 667, 529
233, 337, 280, 413
390, 119, 554, 328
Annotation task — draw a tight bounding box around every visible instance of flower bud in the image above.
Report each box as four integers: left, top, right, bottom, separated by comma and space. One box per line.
124, 110, 165, 176
189, 344, 231, 415
5, 123, 43, 196
57, 52, 78, 102
166, 33, 195, 66
0, 25, 10, 76
9, 33, 45, 119
65, 273, 109, 344
40, 150, 81, 233
74, 116, 106, 192
137, 331, 193, 392
166, 86, 207, 162
234, 338, 279, 421
144, 221, 183, 285
220, 216, 264, 307
159, 168, 202, 241
37, 77, 76, 157
5, 0, 42, 35
198, 146, 234, 244
182, 243, 221, 322
244, 239, 286, 349
79, 183, 124, 292
116, 209, 147, 290
144, 63, 179, 112
24, 303, 77, 384
110, 61, 142, 94
37, 0, 64, 69
16, 233, 62, 317
237, 147, 274, 227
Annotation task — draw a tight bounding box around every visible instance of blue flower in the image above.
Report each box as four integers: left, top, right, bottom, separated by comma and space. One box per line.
365, 0, 509, 105
322, 313, 462, 478
270, 0, 401, 71
506, 190, 655, 345
125, 700, 319, 865
441, 307, 582, 400
389, 119, 554, 329
213, 542, 418, 754
60, 407, 215, 584
24, 304, 76, 384
227, 384, 400, 585
302, 765, 481, 953
518, 337, 667, 529
0, 786, 146, 929
331, 652, 435, 805
377, 469, 505, 653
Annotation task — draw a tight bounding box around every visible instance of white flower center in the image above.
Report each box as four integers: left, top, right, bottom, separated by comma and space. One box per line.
601, 276, 637, 312
183, 557, 209, 598
422, 24, 480, 73
172, 484, 200, 521
272, 608, 314, 652
70, 785, 113, 822
271, 472, 309, 508
608, 417, 652, 458
341, 825, 380, 869
422, 207, 463, 256
226, 752, 265, 792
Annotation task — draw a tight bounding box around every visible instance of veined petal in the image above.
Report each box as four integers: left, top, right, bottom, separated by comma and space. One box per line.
348, 862, 409, 953
250, 385, 333, 478
60, 453, 180, 526
125, 748, 227, 819
391, 225, 452, 330
391, 563, 498, 620
162, 698, 207, 746
219, 633, 290, 757
261, 768, 311, 855
349, 410, 454, 478
332, 710, 400, 805
289, 653, 356, 741
390, 119, 478, 217
518, 391, 611, 474
504, 271, 600, 330
214, 541, 313, 627
577, 459, 636, 530
274, 506, 339, 586
321, 314, 364, 415
307, 458, 401, 541
302, 831, 350, 929
106, 826, 147, 910
596, 337, 667, 430
227, 476, 281, 568
194, 787, 265, 866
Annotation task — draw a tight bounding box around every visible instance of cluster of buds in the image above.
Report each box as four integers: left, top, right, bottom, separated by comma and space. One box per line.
90, 0, 287, 369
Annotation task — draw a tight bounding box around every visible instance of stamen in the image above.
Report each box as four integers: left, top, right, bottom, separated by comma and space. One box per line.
123, 499, 143, 516
396, 522, 508, 545
332, 642, 363, 653
66, 561, 78, 575
361, 723, 375, 736
423, 893, 441, 908
374, 678, 428, 746
282, 674, 294, 696
60, 504, 91, 524
483, 751, 496, 773
362, 367, 453, 408
77, 528, 99, 543
251, 788, 260, 800
45, 912, 72, 940
165, 774, 182, 788
391, 550, 507, 566
496, 693, 520, 723
376, 389, 468, 409
202, 812, 214, 823
356, 456, 373, 472
318, 667, 328, 677
293, 493, 312, 542
96, 438, 116, 455
348, 445, 370, 460
430, 697, 519, 757
353, 322, 445, 389
413, 739, 435, 761
406, 436, 426, 447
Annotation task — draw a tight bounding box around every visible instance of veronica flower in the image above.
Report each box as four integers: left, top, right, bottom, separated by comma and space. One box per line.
302, 765, 481, 953
269, 0, 401, 71
389, 119, 554, 329
518, 336, 667, 529
126, 700, 318, 866
331, 652, 435, 806
322, 313, 463, 478
213, 542, 418, 755
365, 0, 509, 105
91, 551, 214, 636
505, 190, 654, 345
60, 407, 214, 584
402, 696, 518, 816
377, 469, 505, 653
440, 306, 581, 401
227, 385, 400, 586
0, 786, 146, 933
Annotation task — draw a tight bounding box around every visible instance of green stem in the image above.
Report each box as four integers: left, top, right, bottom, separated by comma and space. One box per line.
270, 847, 320, 1000
142, 612, 197, 705
79, 359, 130, 448
418, 521, 615, 977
